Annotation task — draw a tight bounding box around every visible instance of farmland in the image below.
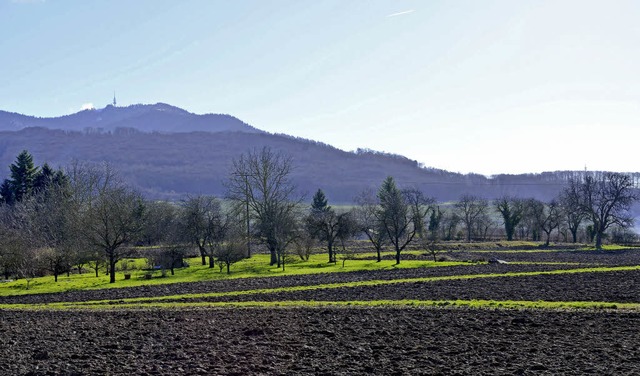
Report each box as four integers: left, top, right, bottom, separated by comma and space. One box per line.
2, 245, 640, 375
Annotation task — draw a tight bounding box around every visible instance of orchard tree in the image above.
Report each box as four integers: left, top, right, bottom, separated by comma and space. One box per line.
565, 172, 638, 249
377, 177, 428, 265
179, 196, 222, 267
559, 183, 587, 243
227, 147, 301, 266
455, 194, 489, 242
80, 165, 146, 283
540, 200, 562, 246
354, 189, 387, 262
306, 189, 354, 263
26, 182, 79, 282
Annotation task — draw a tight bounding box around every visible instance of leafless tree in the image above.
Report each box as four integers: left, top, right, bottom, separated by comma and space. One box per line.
565, 172, 638, 249
540, 200, 562, 246
214, 226, 246, 274
558, 182, 587, 243
306, 190, 356, 263
226, 147, 302, 266
179, 195, 226, 268
0, 204, 28, 280
293, 230, 316, 261
78, 165, 145, 283
455, 195, 489, 242
25, 183, 79, 282
354, 189, 387, 262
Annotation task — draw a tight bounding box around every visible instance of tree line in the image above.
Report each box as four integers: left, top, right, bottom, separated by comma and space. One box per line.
0, 148, 637, 285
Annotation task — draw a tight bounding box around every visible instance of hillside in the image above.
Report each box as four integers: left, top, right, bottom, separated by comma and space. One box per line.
0, 103, 624, 203
0, 103, 261, 134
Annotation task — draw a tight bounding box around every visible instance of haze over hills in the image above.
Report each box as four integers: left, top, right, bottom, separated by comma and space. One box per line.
0, 104, 634, 203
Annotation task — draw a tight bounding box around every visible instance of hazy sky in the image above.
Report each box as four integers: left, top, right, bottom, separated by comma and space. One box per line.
2, 0, 639, 175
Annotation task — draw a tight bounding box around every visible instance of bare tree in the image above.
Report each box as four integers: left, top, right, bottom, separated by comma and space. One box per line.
226, 147, 301, 266
179, 196, 225, 267
565, 172, 638, 249
293, 230, 316, 261
354, 189, 387, 262
78, 165, 145, 283
306, 189, 355, 263
25, 183, 79, 282
214, 225, 246, 274
140, 201, 177, 246
558, 183, 587, 243
0, 204, 29, 280
455, 194, 489, 242
540, 200, 562, 246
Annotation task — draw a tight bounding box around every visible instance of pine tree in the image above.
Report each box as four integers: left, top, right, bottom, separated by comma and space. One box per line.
0, 179, 13, 205
9, 150, 39, 202
311, 189, 329, 212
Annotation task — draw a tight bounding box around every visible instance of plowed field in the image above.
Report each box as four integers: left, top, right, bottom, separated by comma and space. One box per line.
3, 248, 640, 375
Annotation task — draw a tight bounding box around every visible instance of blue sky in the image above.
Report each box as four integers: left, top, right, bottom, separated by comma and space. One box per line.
2, 0, 639, 175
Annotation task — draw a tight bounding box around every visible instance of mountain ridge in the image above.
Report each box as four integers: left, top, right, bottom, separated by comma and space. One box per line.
0, 103, 636, 203
0, 103, 262, 134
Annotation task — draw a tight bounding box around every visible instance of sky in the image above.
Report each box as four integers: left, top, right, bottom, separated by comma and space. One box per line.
1, 0, 640, 176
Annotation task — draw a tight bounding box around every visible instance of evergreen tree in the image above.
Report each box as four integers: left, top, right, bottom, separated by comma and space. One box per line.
0, 180, 13, 205
311, 189, 329, 212
33, 163, 54, 192
377, 176, 425, 265
9, 150, 39, 202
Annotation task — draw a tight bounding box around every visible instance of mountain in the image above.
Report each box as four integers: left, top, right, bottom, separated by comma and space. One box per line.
0, 103, 261, 134
0, 104, 630, 204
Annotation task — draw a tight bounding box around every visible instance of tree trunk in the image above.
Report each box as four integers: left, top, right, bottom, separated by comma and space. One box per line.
226, 262, 230, 274
506, 224, 514, 241
270, 248, 277, 265
376, 247, 381, 262
328, 242, 334, 263
54, 272, 58, 282
208, 255, 214, 268
395, 247, 401, 265
595, 232, 603, 250
109, 257, 116, 284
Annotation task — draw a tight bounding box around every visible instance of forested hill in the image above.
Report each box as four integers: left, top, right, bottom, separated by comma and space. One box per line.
0, 127, 595, 203
0, 103, 261, 134
0, 104, 634, 203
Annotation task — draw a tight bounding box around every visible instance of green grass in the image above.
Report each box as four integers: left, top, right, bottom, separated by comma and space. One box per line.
1, 299, 636, 311
4, 264, 640, 310
0, 253, 471, 296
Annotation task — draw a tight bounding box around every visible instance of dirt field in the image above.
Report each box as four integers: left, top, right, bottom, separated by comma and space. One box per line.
2, 307, 640, 376
3, 249, 640, 375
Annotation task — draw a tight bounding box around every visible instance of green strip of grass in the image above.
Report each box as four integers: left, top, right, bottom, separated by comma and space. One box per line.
6, 264, 640, 309
0, 254, 472, 297
1, 299, 637, 311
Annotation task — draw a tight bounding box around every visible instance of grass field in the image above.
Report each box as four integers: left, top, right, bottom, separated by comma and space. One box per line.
0, 251, 471, 296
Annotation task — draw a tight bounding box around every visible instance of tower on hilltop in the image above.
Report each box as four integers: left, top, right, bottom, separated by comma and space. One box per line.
112, 92, 117, 107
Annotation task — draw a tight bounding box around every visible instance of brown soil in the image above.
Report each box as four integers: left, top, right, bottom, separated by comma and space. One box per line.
3, 249, 640, 375
2, 307, 639, 376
